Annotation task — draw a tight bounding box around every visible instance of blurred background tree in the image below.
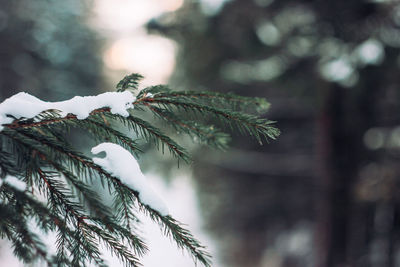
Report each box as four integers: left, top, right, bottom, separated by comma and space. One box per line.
148, 0, 400, 266
0, 0, 103, 101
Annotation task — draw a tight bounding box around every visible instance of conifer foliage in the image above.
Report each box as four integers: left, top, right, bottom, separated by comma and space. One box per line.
0, 74, 279, 266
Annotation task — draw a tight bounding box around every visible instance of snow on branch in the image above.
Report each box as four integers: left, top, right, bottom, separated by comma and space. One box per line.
0, 175, 27, 191
0, 91, 135, 130
0, 73, 278, 267
91, 142, 169, 216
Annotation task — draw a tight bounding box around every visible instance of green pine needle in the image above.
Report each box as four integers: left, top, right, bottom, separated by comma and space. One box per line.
0, 73, 279, 267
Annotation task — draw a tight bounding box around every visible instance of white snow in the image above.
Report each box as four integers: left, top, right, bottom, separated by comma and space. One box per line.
91, 142, 169, 216
3, 175, 27, 191
0, 91, 136, 131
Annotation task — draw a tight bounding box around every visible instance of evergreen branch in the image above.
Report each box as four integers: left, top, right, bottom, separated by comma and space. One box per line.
0, 199, 50, 264
37, 169, 139, 267
45, 160, 112, 219
1, 131, 140, 266
2, 108, 113, 130
84, 223, 142, 267
4, 113, 80, 129
90, 217, 148, 257
1, 186, 94, 266
1, 185, 108, 267
108, 180, 212, 267
37, 114, 141, 155
0, 150, 20, 177
36, 168, 86, 223
141, 98, 280, 144
109, 114, 191, 163
139, 86, 270, 113
86, 116, 142, 154
0, 73, 279, 266
40, 150, 212, 267
152, 214, 212, 267
113, 185, 137, 231
2, 110, 142, 168
147, 105, 231, 149
55, 222, 69, 267
9, 223, 50, 264
73, 160, 210, 266
116, 73, 143, 92
2, 128, 95, 180
0, 102, 211, 266
71, 227, 106, 267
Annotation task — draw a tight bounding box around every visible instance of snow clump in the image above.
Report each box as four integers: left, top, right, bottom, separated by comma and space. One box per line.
91, 142, 169, 216
0, 91, 135, 131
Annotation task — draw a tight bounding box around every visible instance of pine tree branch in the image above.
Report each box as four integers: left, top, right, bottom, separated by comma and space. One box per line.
116, 73, 143, 92
0, 73, 279, 267
0, 196, 50, 264
109, 180, 212, 267
84, 223, 142, 267
1, 130, 145, 266
3, 108, 113, 130
147, 105, 230, 149
139, 86, 271, 112
1, 185, 100, 266
110, 114, 191, 163
140, 97, 280, 144
36, 168, 86, 224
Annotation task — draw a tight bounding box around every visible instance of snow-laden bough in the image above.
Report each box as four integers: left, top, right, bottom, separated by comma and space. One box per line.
91, 142, 169, 216
0, 91, 136, 131
0, 175, 27, 191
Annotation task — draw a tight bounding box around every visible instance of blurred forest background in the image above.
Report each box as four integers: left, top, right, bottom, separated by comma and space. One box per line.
2, 0, 400, 267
